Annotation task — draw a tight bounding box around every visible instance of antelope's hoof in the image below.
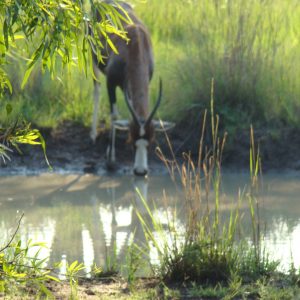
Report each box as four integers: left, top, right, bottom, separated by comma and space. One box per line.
134, 168, 148, 177
106, 160, 118, 172
90, 132, 97, 144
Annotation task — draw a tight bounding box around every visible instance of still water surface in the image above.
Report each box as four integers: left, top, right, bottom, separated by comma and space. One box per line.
1, 172, 300, 275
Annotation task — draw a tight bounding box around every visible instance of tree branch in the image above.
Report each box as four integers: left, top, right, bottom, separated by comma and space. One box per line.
0, 213, 24, 252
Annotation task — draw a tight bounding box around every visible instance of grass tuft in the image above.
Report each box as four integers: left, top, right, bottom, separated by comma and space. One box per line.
134, 84, 283, 289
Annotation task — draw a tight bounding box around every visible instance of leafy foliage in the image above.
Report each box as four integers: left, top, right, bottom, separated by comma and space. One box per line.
1, 0, 299, 150
0, 0, 130, 86
0, 214, 57, 297
0, 213, 100, 298
0, 0, 130, 162
0, 108, 50, 165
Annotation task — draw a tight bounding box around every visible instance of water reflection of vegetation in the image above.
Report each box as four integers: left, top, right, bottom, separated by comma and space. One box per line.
0, 175, 182, 274
2, 150, 300, 297
2, 172, 300, 271
133, 109, 300, 297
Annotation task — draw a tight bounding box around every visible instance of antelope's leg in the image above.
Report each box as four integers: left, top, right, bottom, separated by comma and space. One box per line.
106, 122, 116, 164
90, 67, 101, 142
106, 78, 117, 166
110, 122, 116, 162
107, 80, 118, 120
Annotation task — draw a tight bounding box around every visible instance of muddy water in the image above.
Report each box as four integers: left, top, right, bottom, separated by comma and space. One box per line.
1, 172, 300, 275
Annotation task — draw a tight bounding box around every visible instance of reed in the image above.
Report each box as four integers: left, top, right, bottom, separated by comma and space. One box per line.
134, 81, 279, 286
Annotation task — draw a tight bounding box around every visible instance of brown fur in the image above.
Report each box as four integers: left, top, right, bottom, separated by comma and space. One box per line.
92, 1, 155, 144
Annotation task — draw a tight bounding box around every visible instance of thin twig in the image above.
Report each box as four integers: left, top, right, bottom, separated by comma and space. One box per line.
0, 213, 24, 252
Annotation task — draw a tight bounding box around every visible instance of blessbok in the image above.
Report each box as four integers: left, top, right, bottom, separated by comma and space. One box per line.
90, 1, 173, 176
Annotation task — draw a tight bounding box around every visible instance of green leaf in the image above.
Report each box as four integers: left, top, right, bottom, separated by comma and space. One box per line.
36, 130, 51, 170
21, 41, 44, 89
37, 282, 53, 298
98, 27, 119, 54
45, 275, 60, 282
21, 64, 35, 90
68, 260, 79, 272
5, 78, 12, 94
3, 19, 9, 49
68, 260, 85, 273
29, 241, 48, 248
12, 272, 27, 278
6, 103, 12, 115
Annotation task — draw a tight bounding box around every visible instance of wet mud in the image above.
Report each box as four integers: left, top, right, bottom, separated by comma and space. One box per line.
1, 121, 300, 175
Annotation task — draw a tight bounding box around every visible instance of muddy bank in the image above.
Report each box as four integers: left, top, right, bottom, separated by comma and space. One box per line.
1, 121, 300, 175
0, 121, 172, 176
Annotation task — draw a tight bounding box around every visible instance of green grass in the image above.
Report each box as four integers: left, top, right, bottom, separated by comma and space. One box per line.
129, 93, 300, 300
3, 107, 300, 298
138, 0, 300, 130
1, 0, 299, 136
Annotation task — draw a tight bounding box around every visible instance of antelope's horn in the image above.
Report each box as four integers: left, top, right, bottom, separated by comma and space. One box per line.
145, 78, 162, 127
124, 89, 141, 126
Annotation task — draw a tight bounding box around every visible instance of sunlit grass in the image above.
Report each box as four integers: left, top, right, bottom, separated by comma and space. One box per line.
136, 0, 300, 129
2, 0, 299, 134
130, 85, 298, 299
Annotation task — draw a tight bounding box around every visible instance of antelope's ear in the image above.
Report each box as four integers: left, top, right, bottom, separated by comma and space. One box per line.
152, 120, 175, 132
113, 119, 130, 131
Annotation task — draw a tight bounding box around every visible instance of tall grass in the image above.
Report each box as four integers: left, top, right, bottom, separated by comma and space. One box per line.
137, 0, 300, 129
1, 0, 299, 134
133, 84, 279, 286
1, 58, 94, 127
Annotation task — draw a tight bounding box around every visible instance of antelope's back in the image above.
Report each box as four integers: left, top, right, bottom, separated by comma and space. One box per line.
94, 1, 153, 82
101, 1, 143, 28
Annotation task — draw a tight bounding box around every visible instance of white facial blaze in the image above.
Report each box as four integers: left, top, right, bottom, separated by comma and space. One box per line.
139, 125, 145, 137
134, 139, 149, 175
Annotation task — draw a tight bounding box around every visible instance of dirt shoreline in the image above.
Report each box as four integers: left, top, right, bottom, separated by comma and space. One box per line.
2, 122, 300, 299
2, 121, 300, 175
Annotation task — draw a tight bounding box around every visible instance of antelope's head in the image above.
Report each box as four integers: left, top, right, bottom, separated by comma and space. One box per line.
125, 79, 163, 176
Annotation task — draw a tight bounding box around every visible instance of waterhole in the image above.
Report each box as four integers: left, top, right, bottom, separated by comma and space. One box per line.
1, 172, 300, 275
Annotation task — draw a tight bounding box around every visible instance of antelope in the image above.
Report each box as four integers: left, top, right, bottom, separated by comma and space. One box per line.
90, 1, 172, 176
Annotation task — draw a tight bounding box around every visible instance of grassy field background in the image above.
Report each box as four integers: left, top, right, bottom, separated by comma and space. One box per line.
1, 0, 300, 137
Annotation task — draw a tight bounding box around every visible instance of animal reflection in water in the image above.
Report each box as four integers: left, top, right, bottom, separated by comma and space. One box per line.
89, 1, 174, 176
57, 178, 181, 277
0, 175, 182, 278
